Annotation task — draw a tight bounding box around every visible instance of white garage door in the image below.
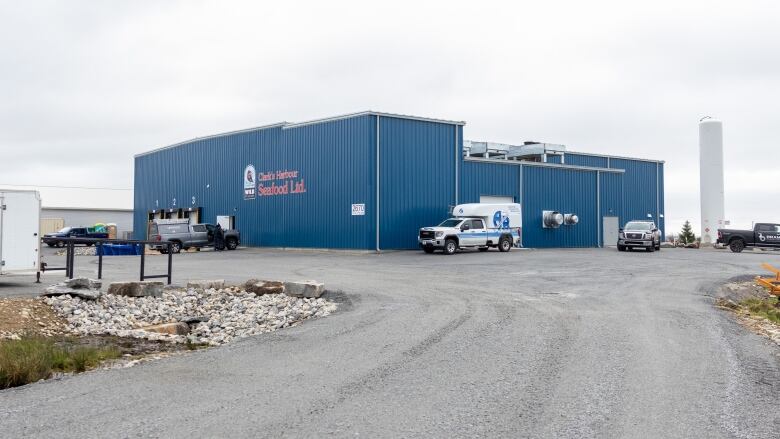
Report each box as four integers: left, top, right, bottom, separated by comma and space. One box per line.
480, 195, 514, 204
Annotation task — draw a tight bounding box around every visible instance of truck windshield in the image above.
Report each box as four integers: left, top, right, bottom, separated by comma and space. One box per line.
624, 222, 653, 230
438, 219, 463, 227
57, 227, 72, 233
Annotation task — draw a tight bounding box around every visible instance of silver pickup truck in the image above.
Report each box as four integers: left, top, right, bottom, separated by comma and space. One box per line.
149, 221, 241, 254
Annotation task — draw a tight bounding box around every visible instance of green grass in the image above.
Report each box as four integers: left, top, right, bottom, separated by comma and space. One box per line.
741, 296, 780, 324
0, 337, 120, 389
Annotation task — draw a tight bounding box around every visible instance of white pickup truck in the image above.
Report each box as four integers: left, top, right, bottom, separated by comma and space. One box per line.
418, 203, 522, 254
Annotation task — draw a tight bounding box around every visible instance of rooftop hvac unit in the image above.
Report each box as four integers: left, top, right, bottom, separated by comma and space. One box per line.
543, 211, 563, 228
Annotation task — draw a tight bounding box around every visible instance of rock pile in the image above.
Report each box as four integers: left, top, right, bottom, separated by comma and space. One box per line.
55, 247, 97, 256
43, 284, 337, 345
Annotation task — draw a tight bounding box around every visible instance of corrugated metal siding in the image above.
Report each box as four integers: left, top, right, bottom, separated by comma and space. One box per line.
135, 116, 377, 249
460, 161, 521, 203
521, 166, 599, 248
379, 116, 458, 249
610, 158, 660, 226
564, 153, 609, 168
546, 155, 562, 164
658, 163, 665, 239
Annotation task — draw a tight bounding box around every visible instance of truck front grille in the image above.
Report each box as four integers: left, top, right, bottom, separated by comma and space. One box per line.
627, 233, 644, 239
419, 230, 435, 239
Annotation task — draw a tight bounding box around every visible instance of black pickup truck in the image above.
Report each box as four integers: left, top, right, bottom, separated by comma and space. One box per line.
42, 227, 109, 247
717, 223, 780, 252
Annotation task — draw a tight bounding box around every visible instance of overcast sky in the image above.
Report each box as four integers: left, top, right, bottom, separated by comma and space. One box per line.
1, 1, 778, 234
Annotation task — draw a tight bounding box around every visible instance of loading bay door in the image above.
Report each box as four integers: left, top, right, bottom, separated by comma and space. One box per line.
603, 216, 619, 247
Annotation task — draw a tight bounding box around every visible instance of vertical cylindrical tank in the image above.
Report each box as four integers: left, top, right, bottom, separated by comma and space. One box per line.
699, 117, 725, 245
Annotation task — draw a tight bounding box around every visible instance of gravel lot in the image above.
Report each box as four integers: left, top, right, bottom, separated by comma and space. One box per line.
1, 246, 779, 438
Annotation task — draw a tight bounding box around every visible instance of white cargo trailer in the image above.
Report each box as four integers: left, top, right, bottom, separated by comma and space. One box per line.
0, 190, 41, 276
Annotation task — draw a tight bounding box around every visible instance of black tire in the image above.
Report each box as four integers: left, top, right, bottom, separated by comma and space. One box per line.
647, 245, 655, 252
169, 241, 182, 254
478, 247, 489, 252
443, 239, 458, 255
56, 240, 65, 248
729, 239, 745, 253
423, 247, 435, 254
159, 248, 168, 254
498, 236, 512, 252
655, 243, 661, 251
618, 245, 626, 252
225, 237, 238, 250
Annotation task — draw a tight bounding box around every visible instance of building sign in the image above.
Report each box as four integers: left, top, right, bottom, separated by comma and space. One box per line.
351, 203, 365, 216
257, 169, 306, 197
244, 165, 256, 199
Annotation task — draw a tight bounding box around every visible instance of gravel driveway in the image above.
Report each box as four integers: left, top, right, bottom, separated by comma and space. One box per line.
1, 247, 779, 438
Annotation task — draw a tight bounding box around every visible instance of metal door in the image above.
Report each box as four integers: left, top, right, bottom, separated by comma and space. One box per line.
603, 216, 619, 247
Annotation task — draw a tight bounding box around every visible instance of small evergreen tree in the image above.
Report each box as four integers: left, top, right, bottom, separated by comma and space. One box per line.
679, 220, 695, 244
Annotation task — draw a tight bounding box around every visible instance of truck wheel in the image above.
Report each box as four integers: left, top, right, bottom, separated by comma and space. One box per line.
56, 240, 65, 248
729, 239, 745, 253
226, 237, 238, 250
498, 236, 512, 252
478, 247, 489, 252
423, 247, 435, 254
647, 245, 655, 252
443, 239, 458, 255
618, 245, 626, 251
169, 241, 182, 254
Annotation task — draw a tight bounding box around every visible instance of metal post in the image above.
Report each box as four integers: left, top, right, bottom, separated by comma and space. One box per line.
139, 246, 145, 281
67, 241, 74, 279
167, 242, 172, 285
97, 241, 103, 280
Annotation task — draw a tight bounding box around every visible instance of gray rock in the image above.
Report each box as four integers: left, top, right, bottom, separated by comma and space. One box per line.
283, 281, 325, 298
65, 278, 101, 290
187, 280, 225, 291
181, 315, 209, 324
107, 281, 163, 297
42, 285, 102, 300
245, 279, 285, 296
141, 322, 190, 335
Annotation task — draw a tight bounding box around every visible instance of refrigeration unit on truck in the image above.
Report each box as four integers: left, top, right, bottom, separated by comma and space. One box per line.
418, 203, 522, 254
0, 190, 41, 276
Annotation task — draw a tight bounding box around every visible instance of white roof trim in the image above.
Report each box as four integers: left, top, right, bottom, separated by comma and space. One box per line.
136, 111, 466, 158
135, 122, 288, 158
282, 111, 466, 129
464, 157, 625, 173
566, 151, 665, 164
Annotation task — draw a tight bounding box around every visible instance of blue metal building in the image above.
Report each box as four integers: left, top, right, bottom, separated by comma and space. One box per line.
134, 111, 664, 250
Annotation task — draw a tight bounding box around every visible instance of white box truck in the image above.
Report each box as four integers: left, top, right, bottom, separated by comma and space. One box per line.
0, 190, 41, 276
418, 203, 522, 254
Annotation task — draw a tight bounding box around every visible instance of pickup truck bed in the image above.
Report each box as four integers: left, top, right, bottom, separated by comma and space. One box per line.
718, 223, 780, 252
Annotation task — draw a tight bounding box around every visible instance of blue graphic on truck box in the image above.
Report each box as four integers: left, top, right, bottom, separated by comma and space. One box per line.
493, 210, 510, 229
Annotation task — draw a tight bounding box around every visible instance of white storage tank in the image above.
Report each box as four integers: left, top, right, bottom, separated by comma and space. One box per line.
698, 117, 725, 245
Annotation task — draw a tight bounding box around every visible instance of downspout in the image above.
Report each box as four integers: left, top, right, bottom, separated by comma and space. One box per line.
656, 162, 660, 238
376, 115, 380, 252
597, 171, 601, 248
454, 125, 459, 205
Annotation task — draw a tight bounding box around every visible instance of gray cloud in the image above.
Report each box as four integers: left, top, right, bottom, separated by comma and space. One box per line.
1, 0, 778, 233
